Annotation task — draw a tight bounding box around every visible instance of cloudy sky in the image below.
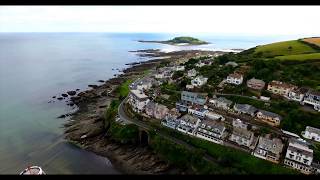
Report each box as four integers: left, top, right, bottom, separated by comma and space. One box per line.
0, 6, 319, 36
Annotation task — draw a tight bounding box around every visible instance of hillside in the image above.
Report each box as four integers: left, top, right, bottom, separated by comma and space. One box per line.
302, 37, 320, 47
254, 40, 319, 58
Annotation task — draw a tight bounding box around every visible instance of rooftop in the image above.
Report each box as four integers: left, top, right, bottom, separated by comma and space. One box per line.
234, 104, 257, 114
247, 78, 265, 85
305, 126, 320, 135
257, 136, 284, 154
288, 138, 313, 156
228, 72, 243, 79
232, 127, 254, 139
179, 114, 199, 124
130, 89, 149, 100
268, 80, 296, 89
257, 109, 282, 120
200, 119, 225, 133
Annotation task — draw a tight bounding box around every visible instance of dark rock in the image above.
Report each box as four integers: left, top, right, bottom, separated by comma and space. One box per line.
67, 103, 75, 106
57, 114, 66, 118
98, 80, 104, 83
88, 84, 98, 89
61, 93, 68, 97
52, 96, 56, 98
76, 89, 80, 91
67, 91, 77, 96
57, 97, 63, 100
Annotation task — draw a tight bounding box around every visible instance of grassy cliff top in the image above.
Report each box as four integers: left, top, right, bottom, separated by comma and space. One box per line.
166, 36, 208, 45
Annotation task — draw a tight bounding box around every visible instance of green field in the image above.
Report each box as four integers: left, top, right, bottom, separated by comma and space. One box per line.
275, 53, 320, 61
254, 40, 319, 57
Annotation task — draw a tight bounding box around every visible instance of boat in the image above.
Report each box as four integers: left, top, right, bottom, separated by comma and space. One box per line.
20, 166, 46, 175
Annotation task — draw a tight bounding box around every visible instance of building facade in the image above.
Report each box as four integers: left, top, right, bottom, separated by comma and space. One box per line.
246, 78, 265, 90
256, 110, 282, 127
253, 135, 284, 163
128, 89, 150, 113
195, 119, 226, 144
191, 76, 208, 87
226, 73, 243, 85
267, 80, 296, 97
302, 126, 320, 142
284, 138, 313, 174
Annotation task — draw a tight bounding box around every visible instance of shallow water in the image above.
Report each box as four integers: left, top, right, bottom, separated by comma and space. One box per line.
0, 32, 299, 174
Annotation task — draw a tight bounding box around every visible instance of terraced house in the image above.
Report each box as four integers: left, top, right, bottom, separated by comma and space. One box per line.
253, 135, 284, 163
177, 114, 201, 135
209, 97, 233, 111
233, 103, 257, 117
195, 119, 226, 144
267, 80, 296, 97
302, 126, 320, 142
229, 119, 256, 149
288, 87, 309, 103
256, 109, 282, 127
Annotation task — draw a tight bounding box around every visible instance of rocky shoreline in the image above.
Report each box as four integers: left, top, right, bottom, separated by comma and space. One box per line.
58, 49, 226, 174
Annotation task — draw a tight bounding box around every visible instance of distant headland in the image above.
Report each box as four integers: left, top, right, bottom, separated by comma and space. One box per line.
138, 36, 209, 46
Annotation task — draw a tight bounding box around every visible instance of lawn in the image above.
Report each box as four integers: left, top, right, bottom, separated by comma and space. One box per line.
116, 79, 133, 98
275, 53, 320, 61
254, 40, 319, 57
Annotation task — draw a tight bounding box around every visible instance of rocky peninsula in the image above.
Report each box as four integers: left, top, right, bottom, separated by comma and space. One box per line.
60, 49, 226, 174
138, 36, 209, 46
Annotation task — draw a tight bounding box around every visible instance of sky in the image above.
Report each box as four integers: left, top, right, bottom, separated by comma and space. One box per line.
0, 6, 320, 36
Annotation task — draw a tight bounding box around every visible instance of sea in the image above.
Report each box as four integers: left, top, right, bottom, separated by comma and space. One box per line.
0, 32, 302, 174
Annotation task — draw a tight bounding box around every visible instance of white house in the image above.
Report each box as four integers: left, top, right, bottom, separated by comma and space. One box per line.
302, 89, 320, 112
134, 78, 154, 91
288, 87, 308, 103
209, 97, 233, 110
284, 138, 313, 174
128, 89, 150, 113
195, 59, 212, 67
188, 107, 209, 119
195, 119, 226, 144
302, 126, 320, 142
177, 114, 201, 135
174, 65, 185, 71
226, 73, 243, 85
191, 76, 208, 87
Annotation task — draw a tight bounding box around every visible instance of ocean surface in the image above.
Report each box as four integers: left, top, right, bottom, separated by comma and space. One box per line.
0, 32, 301, 174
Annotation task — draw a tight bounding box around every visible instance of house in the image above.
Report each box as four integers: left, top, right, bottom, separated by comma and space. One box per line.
177, 114, 201, 135
302, 89, 320, 111
181, 91, 207, 106
209, 97, 233, 110
256, 109, 282, 127
176, 101, 189, 112
233, 103, 257, 116
154, 67, 174, 79
186, 84, 194, 90
253, 135, 284, 163
205, 111, 225, 121
161, 114, 180, 129
174, 65, 185, 71
267, 80, 296, 97
168, 108, 181, 119
145, 101, 169, 120
229, 127, 255, 149
191, 76, 208, 87
232, 118, 248, 129
187, 69, 197, 78
288, 87, 308, 103
132, 77, 154, 91
195, 119, 226, 144
302, 126, 320, 142
195, 59, 212, 67
226, 72, 243, 85
188, 107, 209, 119
225, 61, 238, 67
128, 89, 150, 113
246, 78, 265, 91
284, 138, 313, 174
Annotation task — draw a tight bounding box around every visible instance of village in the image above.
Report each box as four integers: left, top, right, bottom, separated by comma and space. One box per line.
122, 55, 320, 175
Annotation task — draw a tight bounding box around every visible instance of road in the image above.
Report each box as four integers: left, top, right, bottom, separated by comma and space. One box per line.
117, 96, 224, 163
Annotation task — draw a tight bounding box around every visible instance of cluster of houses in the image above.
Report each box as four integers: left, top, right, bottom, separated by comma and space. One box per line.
224, 70, 320, 112
125, 58, 320, 174
209, 96, 282, 127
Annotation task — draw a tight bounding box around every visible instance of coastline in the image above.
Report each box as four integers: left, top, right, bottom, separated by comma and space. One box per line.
61, 49, 226, 174
137, 40, 209, 46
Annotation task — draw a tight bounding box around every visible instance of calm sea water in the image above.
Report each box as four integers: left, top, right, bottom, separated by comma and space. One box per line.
0, 33, 300, 174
